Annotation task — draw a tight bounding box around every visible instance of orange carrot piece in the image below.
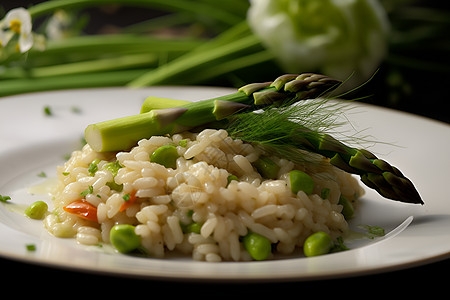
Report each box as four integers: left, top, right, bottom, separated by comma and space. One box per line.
119, 191, 137, 212
63, 200, 98, 222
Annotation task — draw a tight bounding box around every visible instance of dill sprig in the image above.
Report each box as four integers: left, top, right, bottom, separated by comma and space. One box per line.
226, 98, 423, 204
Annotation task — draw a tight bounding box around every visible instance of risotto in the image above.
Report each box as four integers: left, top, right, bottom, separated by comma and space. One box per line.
44, 128, 363, 261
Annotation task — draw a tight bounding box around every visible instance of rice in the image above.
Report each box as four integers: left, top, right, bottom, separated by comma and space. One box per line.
45, 128, 363, 261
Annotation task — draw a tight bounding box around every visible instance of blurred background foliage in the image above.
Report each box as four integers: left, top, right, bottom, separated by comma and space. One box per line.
1, 0, 449, 123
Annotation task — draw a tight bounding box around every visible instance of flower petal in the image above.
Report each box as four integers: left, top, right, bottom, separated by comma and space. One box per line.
5, 7, 32, 34
19, 32, 34, 52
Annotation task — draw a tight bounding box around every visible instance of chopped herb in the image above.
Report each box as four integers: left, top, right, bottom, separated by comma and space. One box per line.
80, 185, 94, 197
96, 194, 102, 198
62, 172, 70, 176
122, 193, 131, 201
88, 159, 100, 176
37, 171, 47, 178
71, 106, 82, 114
331, 236, 349, 253
103, 161, 123, 177
26, 244, 36, 251
43, 105, 52, 116
178, 139, 188, 147
358, 224, 385, 239
321, 188, 330, 199
106, 181, 123, 192
0, 195, 11, 203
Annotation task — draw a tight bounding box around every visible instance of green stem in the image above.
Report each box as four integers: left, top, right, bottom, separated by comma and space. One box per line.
127, 24, 261, 87
179, 50, 275, 85
0, 69, 146, 97
85, 73, 340, 152
1, 53, 157, 79
29, 34, 203, 59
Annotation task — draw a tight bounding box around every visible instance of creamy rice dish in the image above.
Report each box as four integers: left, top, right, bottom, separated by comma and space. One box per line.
44, 128, 363, 262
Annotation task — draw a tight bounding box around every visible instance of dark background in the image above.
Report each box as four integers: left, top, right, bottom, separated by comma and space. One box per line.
2, 0, 450, 123
1, 0, 450, 292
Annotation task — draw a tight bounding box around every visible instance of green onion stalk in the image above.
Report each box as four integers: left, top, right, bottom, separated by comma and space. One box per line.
0, 0, 264, 96
85, 73, 422, 205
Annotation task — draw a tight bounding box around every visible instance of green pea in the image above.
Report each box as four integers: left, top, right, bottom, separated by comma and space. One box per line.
109, 224, 141, 253
150, 145, 179, 169
338, 195, 354, 219
185, 222, 202, 234
253, 156, 280, 179
303, 231, 333, 257
289, 170, 314, 195
227, 174, 239, 186
24, 201, 48, 220
242, 232, 272, 261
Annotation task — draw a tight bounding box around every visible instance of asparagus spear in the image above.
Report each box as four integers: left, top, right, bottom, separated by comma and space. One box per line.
85, 73, 340, 152
274, 127, 422, 204
84, 73, 422, 204
141, 94, 423, 205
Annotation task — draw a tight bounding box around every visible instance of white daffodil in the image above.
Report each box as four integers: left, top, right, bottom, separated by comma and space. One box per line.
248, 0, 390, 87
3, 7, 34, 52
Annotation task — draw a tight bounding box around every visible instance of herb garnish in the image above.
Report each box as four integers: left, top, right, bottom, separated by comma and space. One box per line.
358, 225, 385, 239
43, 105, 52, 116
80, 185, 94, 197
26, 244, 36, 251
0, 195, 11, 203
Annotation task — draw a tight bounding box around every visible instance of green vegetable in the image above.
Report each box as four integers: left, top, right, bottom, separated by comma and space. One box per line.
84, 73, 340, 152
303, 231, 333, 257
253, 156, 279, 179
84, 72, 422, 205
227, 174, 239, 185
321, 188, 331, 199
80, 185, 94, 197
106, 181, 123, 192
88, 159, 100, 176
226, 90, 423, 205
150, 145, 179, 169
242, 232, 272, 261
103, 161, 123, 177
140, 96, 192, 114
178, 139, 188, 147
0, 195, 11, 203
289, 170, 314, 195
26, 244, 36, 251
122, 193, 131, 201
109, 224, 141, 254
43, 105, 52, 116
181, 222, 202, 234
338, 195, 354, 219
24, 201, 48, 220
359, 225, 385, 239
330, 236, 349, 253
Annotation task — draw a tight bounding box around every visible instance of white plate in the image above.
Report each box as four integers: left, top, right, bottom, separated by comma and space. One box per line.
0, 87, 449, 281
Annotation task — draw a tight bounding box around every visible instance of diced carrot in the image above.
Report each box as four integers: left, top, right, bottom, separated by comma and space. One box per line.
119, 191, 137, 212
63, 200, 98, 222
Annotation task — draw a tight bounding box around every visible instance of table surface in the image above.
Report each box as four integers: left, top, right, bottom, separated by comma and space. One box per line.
2, 253, 448, 293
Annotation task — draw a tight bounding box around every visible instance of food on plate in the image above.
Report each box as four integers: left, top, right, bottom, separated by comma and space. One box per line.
42, 73, 422, 261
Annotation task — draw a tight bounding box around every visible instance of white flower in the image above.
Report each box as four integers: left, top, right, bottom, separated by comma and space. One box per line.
0, 28, 13, 48
248, 0, 390, 87
2, 7, 34, 52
